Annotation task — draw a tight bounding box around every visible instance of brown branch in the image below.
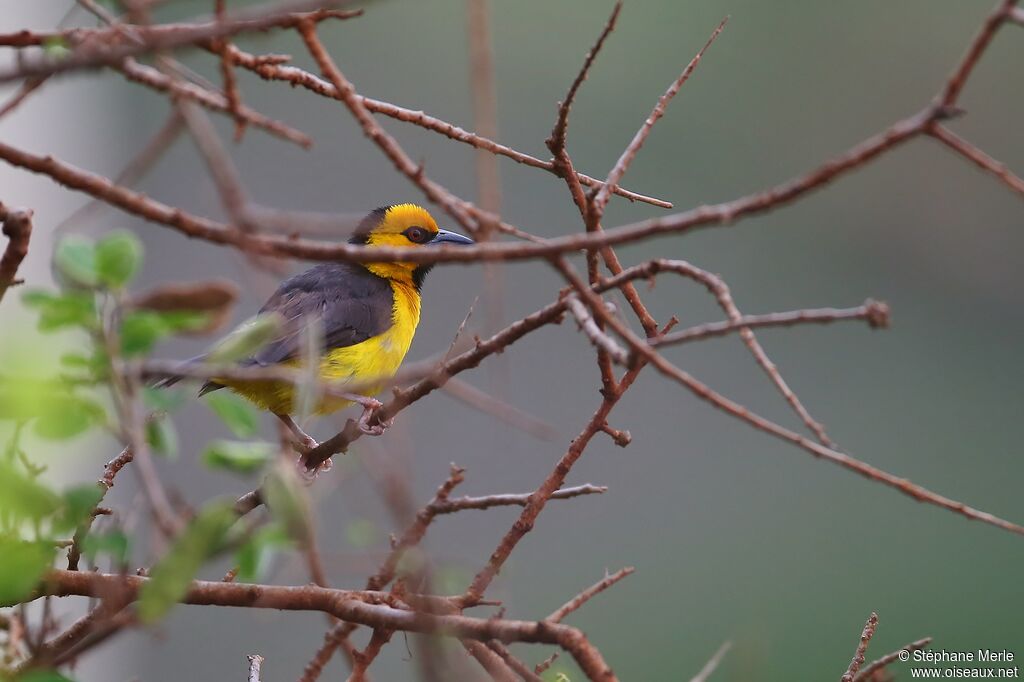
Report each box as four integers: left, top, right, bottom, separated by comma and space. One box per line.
487, 641, 545, 682
547, 567, 634, 623
0, 1, 360, 83
937, 0, 1018, 106
0, 77, 47, 120
590, 16, 727, 216
565, 294, 630, 365
67, 447, 135, 570
463, 358, 647, 605
854, 637, 932, 682
546, 2, 621, 157
463, 640, 519, 682
34, 570, 619, 682
432, 484, 606, 515
841, 613, 879, 682
117, 58, 311, 147
652, 300, 890, 347
297, 466, 466, 682
555, 260, 1024, 537
229, 45, 672, 208
0, 203, 33, 303
928, 124, 1024, 198
297, 21, 479, 236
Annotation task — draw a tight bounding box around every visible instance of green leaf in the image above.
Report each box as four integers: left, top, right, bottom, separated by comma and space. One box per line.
143, 385, 185, 413
345, 519, 379, 548
33, 394, 104, 440
205, 392, 259, 437
0, 538, 55, 606
0, 460, 62, 522
81, 530, 130, 565
263, 462, 312, 546
202, 440, 274, 475
120, 310, 207, 356
54, 236, 97, 287
95, 231, 142, 288
22, 290, 97, 331
206, 314, 284, 363
138, 501, 237, 623
41, 37, 71, 61
146, 417, 179, 458
53, 484, 104, 533
235, 523, 290, 583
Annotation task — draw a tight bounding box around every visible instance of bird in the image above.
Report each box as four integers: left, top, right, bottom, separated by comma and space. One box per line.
161, 203, 474, 452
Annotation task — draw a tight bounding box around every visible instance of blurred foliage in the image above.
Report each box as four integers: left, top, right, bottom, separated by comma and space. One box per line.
0, 232, 314, 675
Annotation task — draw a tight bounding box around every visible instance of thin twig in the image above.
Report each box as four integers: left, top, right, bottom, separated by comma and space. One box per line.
652, 301, 890, 347
547, 567, 635, 623
591, 16, 727, 216
841, 613, 879, 682
854, 637, 932, 682
928, 124, 1024, 198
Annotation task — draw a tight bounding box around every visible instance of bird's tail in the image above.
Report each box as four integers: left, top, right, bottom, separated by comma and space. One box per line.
151, 354, 207, 390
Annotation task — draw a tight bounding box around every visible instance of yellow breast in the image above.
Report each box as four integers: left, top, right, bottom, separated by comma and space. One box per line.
219, 280, 421, 415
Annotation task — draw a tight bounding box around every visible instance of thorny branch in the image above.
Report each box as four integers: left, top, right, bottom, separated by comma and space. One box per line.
0, 0, 1021, 680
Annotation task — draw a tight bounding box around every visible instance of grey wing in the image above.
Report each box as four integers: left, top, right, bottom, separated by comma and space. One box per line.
248, 263, 395, 367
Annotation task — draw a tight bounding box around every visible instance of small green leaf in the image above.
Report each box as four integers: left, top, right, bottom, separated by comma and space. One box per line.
0, 460, 62, 522
207, 314, 284, 363
33, 394, 104, 440
81, 530, 130, 565
22, 290, 97, 331
235, 523, 290, 583
205, 392, 259, 437
263, 462, 312, 546
53, 484, 104, 533
146, 417, 179, 458
202, 439, 274, 474
95, 231, 143, 288
41, 37, 71, 60
120, 310, 207, 356
54, 236, 98, 287
345, 519, 379, 548
138, 501, 237, 623
0, 538, 55, 606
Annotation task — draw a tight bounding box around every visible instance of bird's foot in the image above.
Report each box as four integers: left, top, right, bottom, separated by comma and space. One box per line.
275, 413, 331, 470
338, 394, 388, 436
297, 453, 332, 482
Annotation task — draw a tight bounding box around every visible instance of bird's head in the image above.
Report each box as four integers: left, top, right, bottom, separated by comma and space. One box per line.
350, 204, 474, 288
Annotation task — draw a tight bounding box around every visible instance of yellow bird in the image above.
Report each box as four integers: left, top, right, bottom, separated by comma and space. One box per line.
165, 204, 473, 447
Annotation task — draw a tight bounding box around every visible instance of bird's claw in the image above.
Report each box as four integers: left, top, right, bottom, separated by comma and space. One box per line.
353, 397, 390, 436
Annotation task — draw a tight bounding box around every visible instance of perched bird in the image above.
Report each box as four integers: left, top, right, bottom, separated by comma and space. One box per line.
163, 204, 473, 449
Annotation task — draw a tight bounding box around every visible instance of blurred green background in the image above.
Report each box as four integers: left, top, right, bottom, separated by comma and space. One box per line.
1, 0, 1022, 679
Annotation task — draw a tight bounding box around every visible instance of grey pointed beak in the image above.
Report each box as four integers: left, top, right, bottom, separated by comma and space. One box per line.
430, 228, 474, 246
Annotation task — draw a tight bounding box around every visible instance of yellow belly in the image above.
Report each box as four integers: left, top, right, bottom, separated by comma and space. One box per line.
217, 280, 421, 416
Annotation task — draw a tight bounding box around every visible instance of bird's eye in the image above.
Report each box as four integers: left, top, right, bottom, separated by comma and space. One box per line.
404, 226, 430, 244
